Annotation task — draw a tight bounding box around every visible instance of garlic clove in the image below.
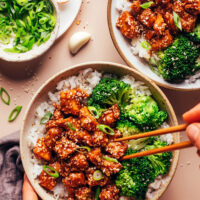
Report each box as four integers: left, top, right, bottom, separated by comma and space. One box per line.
69, 31, 91, 54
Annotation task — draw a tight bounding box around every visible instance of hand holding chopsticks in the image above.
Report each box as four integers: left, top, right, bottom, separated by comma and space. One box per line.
118, 103, 200, 160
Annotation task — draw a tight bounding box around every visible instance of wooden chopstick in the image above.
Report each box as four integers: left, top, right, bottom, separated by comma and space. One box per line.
121, 141, 193, 160
114, 123, 188, 142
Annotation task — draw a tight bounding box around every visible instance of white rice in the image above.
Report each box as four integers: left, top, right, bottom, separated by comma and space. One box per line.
116, 0, 200, 84
28, 68, 172, 199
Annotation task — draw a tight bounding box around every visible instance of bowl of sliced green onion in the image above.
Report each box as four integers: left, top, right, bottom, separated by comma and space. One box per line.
0, 0, 59, 62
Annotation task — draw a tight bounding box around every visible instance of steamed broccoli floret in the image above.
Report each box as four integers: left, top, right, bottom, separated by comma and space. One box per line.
116, 119, 141, 137
116, 149, 155, 200
144, 140, 172, 177
186, 23, 200, 43
158, 35, 200, 82
88, 78, 131, 107
125, 95, 167, 130
115, 141, 172, 200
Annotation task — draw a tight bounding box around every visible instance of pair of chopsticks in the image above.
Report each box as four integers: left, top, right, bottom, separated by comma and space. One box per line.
114, 124, 194, 160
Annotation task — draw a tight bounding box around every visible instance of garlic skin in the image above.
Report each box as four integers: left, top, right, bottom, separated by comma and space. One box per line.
69, 32, 91, 54
57, 0, 70, 5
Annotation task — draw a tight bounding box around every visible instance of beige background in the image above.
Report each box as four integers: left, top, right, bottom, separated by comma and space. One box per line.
0, 0, 200, 199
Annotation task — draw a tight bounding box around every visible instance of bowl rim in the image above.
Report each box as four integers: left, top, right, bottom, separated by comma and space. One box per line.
0, 0, 60, 62
20, 61, 180, 200
107, 0, 200, 91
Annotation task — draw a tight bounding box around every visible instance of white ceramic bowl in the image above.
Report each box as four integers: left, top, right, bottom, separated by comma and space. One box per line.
0, 0, 59, 62
20, 62, 180, 200
107, 0, 200, 91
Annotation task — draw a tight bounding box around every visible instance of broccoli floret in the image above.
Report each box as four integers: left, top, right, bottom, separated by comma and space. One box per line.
115, 149, 157, 200
125, 95, 167, 130
157, 35, 200, 82
115, 141, 172, 200
116, 119, 141, 137
88, 78, 131, 107
186, 23, 200, 44
144, 140, 172, 177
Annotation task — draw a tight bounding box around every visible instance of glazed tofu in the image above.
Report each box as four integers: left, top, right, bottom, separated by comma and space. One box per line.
79, 106, 98, 131
153, 13, 166, 35
105, 142, 128, 159
173, 0, 197, 32
60, 161, 71, 177
67, 129, 92, 146
44, 127, 62, 150
63, 173, 86, 188
46, 117, 81, 131
91, 130, 109, 147
100, 158, 122, 176
39, 170, 57, 191
87, 148, 102, 166
116, 11, 140, 39
86, 167, 110, 187
184, 0, 200, 15
98, 104, 120, 127
75, 187, 93, 200
164, 12, 179, 34
99, 185, 119, 200
70, 153, 89, 172
33, 137, 51, 161
138, 9, 156, 28
60, 89, 89, 116
54, 137, 77, 159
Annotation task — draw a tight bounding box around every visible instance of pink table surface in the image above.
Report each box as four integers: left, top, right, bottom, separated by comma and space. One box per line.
0, 0, 200, 199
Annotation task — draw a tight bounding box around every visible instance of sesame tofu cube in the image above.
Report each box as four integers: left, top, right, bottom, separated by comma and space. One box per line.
39, 170, 57, 191
63, 173, 86, 188
105, 142, 128, 159
54, 137, 77, 159
33, 137, 51, 161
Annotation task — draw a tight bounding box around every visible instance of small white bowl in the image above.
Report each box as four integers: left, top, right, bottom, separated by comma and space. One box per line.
0, 0, 59, 62
20, 62, 179, 200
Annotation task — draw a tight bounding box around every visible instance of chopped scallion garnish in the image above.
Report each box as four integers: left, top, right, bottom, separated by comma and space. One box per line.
93, 170, 104, 181
40, 112, 52, 125
43, 165, 59, 178
95, 186, 101, 200
173, 11, 182, 31
77, 146, 91, 152
102, 155, 118, 163
88, 106, 101, 119
8, 106, 22, 122
141, 41, 151, 50
140, 1, 154, 9
98, 124, 115, 135
0, 87, 10, 105
66, 122, 76, 131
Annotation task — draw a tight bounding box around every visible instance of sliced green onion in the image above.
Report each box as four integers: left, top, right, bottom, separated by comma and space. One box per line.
0, 2, 8, 11
141, 41, 151, 50
8, 106, 22, 122
16, 0, 29, 6
149, 57, 158, 66
173, 11, 182, 31
102, 155, 118, 163
43, 165, 59, 178
98, 124, 115, 135
66, 122, 76, 131
140, 1, 154, 9
95, 186, 101, 200
0, 87, 10, 105
88, 106, 101, 119
40, 112, 52, 125
77, 146, 91, 152
93, 170, 104, 181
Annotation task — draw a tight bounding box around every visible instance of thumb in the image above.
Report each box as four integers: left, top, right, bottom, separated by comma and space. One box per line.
186, 123, 200, 151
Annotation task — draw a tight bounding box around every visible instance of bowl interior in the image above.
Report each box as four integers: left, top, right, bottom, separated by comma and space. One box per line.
20, 62, 180, 200
107, 0, 200, 90
0, 0, 59, 62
